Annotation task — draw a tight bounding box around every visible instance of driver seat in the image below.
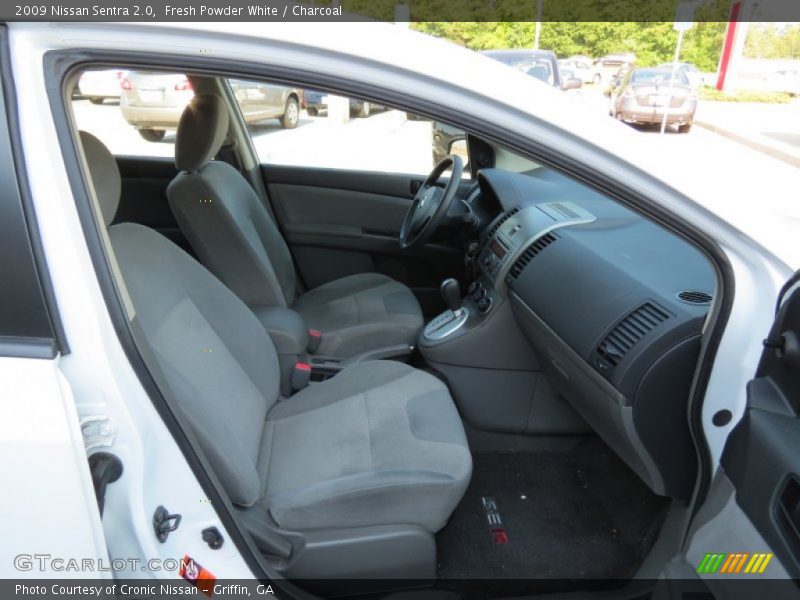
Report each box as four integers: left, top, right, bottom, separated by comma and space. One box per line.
167, 94, 423, 358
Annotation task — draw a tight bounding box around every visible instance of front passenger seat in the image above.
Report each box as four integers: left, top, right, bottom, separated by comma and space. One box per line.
167, 94, 424, 359
80, 131, 471, 578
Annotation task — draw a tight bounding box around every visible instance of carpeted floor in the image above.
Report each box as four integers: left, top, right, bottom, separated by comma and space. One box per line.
436, 436, 668, 596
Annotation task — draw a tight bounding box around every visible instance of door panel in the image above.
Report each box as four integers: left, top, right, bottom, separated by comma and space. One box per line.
262, 164, 467, 316
664, 274, 800, 597
271, 184, 410, 236
719, 272, 800, 578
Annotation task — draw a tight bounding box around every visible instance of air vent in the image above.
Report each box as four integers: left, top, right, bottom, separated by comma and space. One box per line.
677, 290, 713, 305
507, 232, 557, 280
484, 206, 519, 241
596, 302, 670, 367
465, 182, 481, 204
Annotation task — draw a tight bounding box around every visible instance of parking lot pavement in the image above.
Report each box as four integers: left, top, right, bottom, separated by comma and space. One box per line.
695, 99, 800, 167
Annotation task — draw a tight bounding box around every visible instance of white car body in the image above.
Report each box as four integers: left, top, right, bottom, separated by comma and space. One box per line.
560, 58, 601, 84
1, 21, 798, 587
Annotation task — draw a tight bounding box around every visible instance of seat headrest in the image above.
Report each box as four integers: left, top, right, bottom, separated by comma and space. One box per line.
79, 131, 120, 227
175, 94, 230, 172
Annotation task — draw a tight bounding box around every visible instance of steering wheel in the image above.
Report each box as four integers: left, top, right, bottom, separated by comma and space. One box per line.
400, 155, 463, 250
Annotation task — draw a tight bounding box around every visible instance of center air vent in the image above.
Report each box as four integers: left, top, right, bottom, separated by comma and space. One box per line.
507, 232, 557, 281
483, 206, 519, 241
596, 302, 670, 367
677, 290, 713, 305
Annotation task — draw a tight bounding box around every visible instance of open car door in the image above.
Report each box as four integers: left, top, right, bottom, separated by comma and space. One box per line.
663, 270, 800, 598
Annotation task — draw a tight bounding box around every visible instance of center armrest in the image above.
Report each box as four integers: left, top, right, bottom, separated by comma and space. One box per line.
250, 306, 310, 395
250, 305, 309, 355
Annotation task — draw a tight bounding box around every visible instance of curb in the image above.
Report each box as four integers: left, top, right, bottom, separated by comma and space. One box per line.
696, 120, 800, 169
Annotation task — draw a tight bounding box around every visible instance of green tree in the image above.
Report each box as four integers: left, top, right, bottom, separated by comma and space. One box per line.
413, 21, 726, 71
746, 23, 800, 59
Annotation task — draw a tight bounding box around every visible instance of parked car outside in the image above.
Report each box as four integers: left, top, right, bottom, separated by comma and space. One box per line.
558, 68, 584, 90
658, 62, 705, 88
482, 48, 562, 89
77, 68, 128, 104
766, 68, 800, 96
609, 67, 697, 132
120, 71, 302, 141
560, 58, 603, 84
595, 52, 637, 67
304, 89, 381, 117
594, 53, 636, 84
431, 48, 583, 163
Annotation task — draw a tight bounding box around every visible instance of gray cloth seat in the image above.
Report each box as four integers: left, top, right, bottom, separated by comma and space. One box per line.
261, 360, 472, 531
80, 131, 471, 533
293, 273, 424, 357
166, 94, 423, 358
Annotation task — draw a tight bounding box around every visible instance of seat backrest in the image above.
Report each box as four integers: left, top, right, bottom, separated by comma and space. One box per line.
80, 131, 280, 507
167, 94, 296, 308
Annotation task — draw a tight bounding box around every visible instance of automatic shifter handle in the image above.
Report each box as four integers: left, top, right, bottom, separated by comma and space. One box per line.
441, 278, 462, 314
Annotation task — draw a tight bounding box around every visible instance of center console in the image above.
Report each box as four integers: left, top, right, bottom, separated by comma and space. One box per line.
422, 201, 595, 348
418, 201, 595, 434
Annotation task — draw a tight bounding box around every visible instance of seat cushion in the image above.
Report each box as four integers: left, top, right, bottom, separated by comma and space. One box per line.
260, 361, 472, 532
293, 273, 423, 358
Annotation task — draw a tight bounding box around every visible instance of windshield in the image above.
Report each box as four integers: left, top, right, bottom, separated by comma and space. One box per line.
631, 69, 689, 85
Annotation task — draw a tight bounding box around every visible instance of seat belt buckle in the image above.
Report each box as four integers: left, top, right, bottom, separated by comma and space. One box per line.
307, 329, 322, 354
291, 361, 312, 391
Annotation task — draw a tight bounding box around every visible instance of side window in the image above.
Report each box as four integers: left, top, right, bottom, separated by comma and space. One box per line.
72, 68, 191, 157
228, 78, 468, 176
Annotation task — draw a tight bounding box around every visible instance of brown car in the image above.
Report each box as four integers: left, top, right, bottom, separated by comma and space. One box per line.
609, 67, 697, 133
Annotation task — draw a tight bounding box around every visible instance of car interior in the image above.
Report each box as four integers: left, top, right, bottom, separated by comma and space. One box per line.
69, 67, 718, 597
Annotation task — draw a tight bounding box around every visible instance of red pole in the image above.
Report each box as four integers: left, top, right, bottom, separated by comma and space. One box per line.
716, 2, 741, 90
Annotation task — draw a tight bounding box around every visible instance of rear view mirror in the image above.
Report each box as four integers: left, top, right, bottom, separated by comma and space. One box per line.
562, 77, 582, 90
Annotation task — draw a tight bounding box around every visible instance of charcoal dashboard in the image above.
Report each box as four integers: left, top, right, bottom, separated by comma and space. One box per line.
475, 167, 715, 500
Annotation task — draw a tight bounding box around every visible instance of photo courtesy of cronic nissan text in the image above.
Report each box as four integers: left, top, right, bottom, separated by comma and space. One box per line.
1, 1, 799, 600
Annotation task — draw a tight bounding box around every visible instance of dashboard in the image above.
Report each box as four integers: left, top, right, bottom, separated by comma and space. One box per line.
468, 167, 715, 500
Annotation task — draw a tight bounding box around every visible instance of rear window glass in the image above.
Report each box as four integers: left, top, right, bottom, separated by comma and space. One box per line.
631, 69, 689, 85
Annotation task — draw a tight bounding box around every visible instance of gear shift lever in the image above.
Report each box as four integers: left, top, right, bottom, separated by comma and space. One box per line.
424, 278, 467, 341
440, 278, 462, 315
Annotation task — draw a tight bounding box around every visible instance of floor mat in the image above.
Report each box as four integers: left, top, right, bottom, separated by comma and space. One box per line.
436, 436, 668, 595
